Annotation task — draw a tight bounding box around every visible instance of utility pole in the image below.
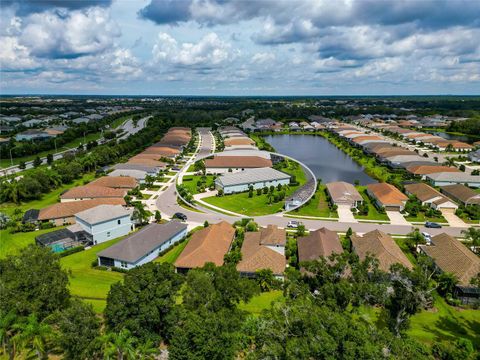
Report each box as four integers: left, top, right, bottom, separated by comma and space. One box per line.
54, 138, 57, 152
9, 148, 13, 166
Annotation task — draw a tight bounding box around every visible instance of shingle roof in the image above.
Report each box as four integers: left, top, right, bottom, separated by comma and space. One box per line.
406, 165, 460, 175
98, 221, 188, 263
326, 181, 363, 204
127, 158, 167, 167
224, 138, 255, 146
60, 185, 127, 200
427, 172, 480, 183
366, 183, 408, 206
175, 221, 235, 269
216, 167, 290, 187
404, 182, 447, 202
440, 184, 480, 205
90, 176, 138, 189
236, 232, 286, 275
143, 146, 180, 156
38, 198, 126, 220
258, 225, 286, 246
351, 229, 413, 271
113, 163, 163, 173
205, 156, 272, 169
419, 233, 480, 286
75, 205, 132, 225
297, 227, 343, 263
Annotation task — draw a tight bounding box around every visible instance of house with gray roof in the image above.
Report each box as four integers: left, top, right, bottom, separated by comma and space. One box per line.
75, 205, 133, 245
97, 221, 188, 269
427, 172, 480, 188
215, 167, 291, 194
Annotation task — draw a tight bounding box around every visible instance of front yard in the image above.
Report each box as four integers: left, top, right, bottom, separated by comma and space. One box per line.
354, 186, 389, 221
286, 185, 338, 218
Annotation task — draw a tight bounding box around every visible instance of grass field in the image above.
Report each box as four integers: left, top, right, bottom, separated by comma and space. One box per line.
60, 237, 125, 313
354, 186, 390, 221
0, 172, 96, 217
181, 175, 215, 195
239, 290, 284, 315
0, 226, 65, 259
287, 185, 338, 218
154, 240, 190, 264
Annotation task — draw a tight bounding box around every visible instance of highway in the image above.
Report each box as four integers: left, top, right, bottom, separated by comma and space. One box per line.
155, 129, 472, 237
1, 116, 150, 176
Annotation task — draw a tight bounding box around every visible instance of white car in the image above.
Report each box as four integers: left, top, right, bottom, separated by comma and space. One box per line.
287, 220, 301, 228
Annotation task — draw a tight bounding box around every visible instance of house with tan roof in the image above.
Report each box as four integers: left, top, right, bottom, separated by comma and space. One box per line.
90, 176, 138, 189
440, 184, 480, 206
205, 155, 272, 174
404, 183, 457, 210
224, 137, 256, 146
60, 185, 127, 203
38, 198, 126, 225
237, 226, 286, 278
326, 181, 363, 208
297, 228, 342, 269
351, 230, 413, 272
366, 183, 408, 211
419, 233, 480, 304
406, 165, 460, 179
127, 158, 167, 167
175, 221, 235, 272
143, 146, 181, 157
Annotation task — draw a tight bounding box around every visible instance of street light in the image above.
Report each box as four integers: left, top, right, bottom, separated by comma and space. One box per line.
54, 138, 57, 152
9, 148, 13, 166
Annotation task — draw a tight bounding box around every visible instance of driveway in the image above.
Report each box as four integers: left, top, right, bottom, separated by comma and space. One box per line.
337, 204, 357, 223
441, 209, 469, 228
386, 211, 410, 225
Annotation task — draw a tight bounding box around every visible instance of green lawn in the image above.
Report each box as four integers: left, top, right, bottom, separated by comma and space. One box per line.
60, 237, 125, 313
0, 172, 96, 217
154, 240, 190, 264
287, 185, 338, 218
0, 227, 65, 259
354, 186, 389, 221
239, 290, 284, 315
393, 237, 417, 265
181, 175, 215, 195
405, 212, 447, 223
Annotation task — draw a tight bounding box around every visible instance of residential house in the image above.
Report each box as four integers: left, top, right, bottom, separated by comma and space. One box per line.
351, 230, 413, 272
15, 129, 52, 141
419, 233, 480, 304
426, 172, 480, 188
90, 176, 138, 189
406, 165, 460, 179
98, 221, 188, 269
366, 183, 408, 211
236, 225, 286, 279
297, 228, 343, 270
60, 185, 127, 202
37, 198, 126, 225
108, 169, 149, 183
215, 167, 291, 194
175, 221, 235, 272
113, 163, 164, 175
440, 184, 480, 206
404, 183, 457, 211
74, 205, 133, 245
205, 156, 272, 174
468, 149, 480, 163
325, 181, 363, 208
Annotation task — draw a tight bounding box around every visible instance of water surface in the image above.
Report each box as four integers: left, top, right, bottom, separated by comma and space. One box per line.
265, 134, 376, 185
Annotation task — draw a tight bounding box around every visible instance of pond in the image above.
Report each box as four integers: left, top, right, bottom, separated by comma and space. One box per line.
264, 134, 376, 185
424, 131, 479, 144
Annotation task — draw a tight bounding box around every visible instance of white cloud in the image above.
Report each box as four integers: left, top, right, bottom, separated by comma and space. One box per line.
251, 52, 275, 64
0, 36, 39, 70
152, 32, 233, 67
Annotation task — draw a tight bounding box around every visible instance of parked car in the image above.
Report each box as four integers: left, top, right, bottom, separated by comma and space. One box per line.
425, 222, 441, 228
287, 220, 301, 228
173, 212, 187, 221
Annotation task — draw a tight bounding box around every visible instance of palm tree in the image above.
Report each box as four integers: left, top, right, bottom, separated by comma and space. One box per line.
0, 311, 17, 358
101, 329, 137, 360
135, 340, 158, 359
12, 314, 52, 360
461, 227, 480, 255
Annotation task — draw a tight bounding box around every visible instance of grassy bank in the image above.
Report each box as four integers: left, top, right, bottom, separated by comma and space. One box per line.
287, 185, 338, 218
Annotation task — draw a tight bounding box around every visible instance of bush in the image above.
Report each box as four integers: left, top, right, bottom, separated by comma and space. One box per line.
59, 246, 84, 258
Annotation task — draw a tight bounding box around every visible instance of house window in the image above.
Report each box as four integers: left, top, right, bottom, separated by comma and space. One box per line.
117, 219, 121, 225
120, 261, 127, 268
107, 232, 111, 237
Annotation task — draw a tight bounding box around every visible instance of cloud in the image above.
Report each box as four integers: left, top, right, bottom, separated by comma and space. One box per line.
18, 8, 120, 59
152, 32, 233, 68
3, 0, 112, 15
251, 52, 275, 64
0, 36, 39, 71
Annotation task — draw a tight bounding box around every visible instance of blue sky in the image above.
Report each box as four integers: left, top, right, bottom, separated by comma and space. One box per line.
1, 0, 479, 95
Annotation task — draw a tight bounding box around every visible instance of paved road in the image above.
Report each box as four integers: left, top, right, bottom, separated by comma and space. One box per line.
1, 116, 150, 176
156, 129, 472, 237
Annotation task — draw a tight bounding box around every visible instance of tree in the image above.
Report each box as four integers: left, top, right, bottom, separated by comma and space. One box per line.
19, 161, 26, 170
33, 156, 42, 168
461, 227, 480, 255
13, 314, 53, 360
154, 210, 162, 223
203, 220, 209, 228
255, 269, 280, 292
405, 228, 425, 252
53, 300, 101, 360
105, 263, 183, 342
100, 329, 137, 360
297, 223, 306, 237
0, 311, 17, 358
0, 245, 70, 319
436, 272, 459, 297
46, 153, 53, 165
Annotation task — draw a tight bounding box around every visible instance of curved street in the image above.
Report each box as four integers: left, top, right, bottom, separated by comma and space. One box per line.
156, 129, 471, 237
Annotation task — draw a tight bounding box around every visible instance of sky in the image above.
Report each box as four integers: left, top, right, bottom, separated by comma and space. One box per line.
1, 0, 479, 96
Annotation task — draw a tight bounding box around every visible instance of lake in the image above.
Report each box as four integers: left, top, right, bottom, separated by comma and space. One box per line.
265, 134, 376, 185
